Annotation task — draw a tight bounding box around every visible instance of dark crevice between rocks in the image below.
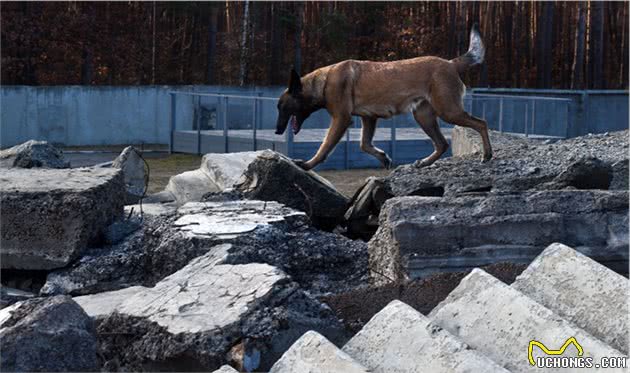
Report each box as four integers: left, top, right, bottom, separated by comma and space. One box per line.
322, 262, 527, 334
1, 269, 49, 294
409, 185, 445, 197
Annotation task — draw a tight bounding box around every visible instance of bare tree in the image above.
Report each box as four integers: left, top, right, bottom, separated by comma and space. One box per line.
206, 4, 218, 84
238, 0, 250, 86
571, 2, 586, 89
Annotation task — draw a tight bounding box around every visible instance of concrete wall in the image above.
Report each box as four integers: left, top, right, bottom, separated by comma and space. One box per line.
1, 86, 627, 148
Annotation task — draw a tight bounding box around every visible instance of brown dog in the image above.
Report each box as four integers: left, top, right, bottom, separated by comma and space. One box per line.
275, 24, 492, 171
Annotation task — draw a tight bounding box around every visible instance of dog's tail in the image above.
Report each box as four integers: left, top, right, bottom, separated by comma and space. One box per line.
451, 23, 485, 75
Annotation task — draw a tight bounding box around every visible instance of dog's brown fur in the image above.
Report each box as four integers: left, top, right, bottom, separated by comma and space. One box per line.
275, 24, 492, 170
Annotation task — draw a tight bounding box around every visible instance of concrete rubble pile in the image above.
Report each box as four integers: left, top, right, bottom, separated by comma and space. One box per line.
0, 139, 70, 169
74, 246, 348, 372
2, 135, 628, 372
347, 129, 629, 282
268, 243, 628, 373
156, 149, 349, 230
0, 167, 126, 270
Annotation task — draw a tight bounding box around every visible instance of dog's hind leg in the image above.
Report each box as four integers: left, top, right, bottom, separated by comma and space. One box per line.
360, 116, 392, 169
413, 102, 449, 167
301, 114, 352, 170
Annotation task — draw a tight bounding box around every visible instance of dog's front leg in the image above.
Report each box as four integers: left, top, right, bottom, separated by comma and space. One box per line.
300, 115, 352, 170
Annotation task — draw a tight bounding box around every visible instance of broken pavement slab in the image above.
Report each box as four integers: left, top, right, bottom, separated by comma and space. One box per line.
429, 269, 626, 373
342, 300, 508, 373
368, 190, 628, 284
269, 331, 369, 373
0, 167, 126, 270
75, 248, 347, 372
0, 139, 70, 169
235, 150, 349, 230
512, 243, 629, 353
0, 295, 99, 372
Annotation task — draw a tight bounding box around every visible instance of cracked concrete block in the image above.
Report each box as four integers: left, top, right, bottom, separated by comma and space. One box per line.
0, 139, 70, 169
512, 243, 629, 353
165, 169, 220, 205
342, 300, 508, 373
269, 331, 368, 373
74, 248, 347, 371
369, 190, 628, 284
235, 150, 349, 230
201, 151, 262, 190
112, 146, 147, 203
0, 167, 125, 269
0, 295, 98, 372
429, 269, 626, 373
212, 365, 239, 373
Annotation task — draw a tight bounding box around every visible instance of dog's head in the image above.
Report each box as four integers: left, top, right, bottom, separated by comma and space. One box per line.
275, 69, 314, 136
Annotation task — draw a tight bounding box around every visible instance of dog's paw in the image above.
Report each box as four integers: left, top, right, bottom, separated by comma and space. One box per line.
415, 157, 434, 168
381, 155, 393, 170
292, 159, 311, 171
481, 153, 493, 163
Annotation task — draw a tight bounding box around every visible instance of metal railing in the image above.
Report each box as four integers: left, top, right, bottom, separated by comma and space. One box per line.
169, 91, 573, 161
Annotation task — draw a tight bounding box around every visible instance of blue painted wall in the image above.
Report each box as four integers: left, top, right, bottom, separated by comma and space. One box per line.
1, 86, 627, 148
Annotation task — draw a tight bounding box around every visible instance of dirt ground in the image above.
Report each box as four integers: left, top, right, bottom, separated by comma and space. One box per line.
64, 149, 389, 196
322, 262, 527, 333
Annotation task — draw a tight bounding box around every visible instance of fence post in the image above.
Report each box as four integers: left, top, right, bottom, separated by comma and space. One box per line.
222, 96, 229, 153
502, 97, 503, 132
531, 101, 536, 135
252, 97, 258, 151
169, 92, 176, 154
390, 118, 396, 166
524, 102, 529, 137
196, 95, 201, 155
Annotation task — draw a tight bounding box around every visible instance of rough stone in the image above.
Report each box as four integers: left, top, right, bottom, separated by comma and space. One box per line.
429, 269, 625, 373
165, 168, 221, 205
0, 286, 35, 309
112, 146, 147, 204
163, 151, 262, 205
512, 243, 629, 353
0, 139, 70, 169
0, 295, 98, 372
451, 127, 545, 158
212, 365, 239, 373
42, 200, 366, 296
270, 331, 369, 373
369, 190, 628, 284
75, 249, 347, 372
235, 150, 349, 230
0, 167, 126, 270
346, 130, 629, 238
342, 300, 508, 373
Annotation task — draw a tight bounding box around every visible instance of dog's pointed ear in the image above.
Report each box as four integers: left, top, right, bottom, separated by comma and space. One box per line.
288, 68, 302, 95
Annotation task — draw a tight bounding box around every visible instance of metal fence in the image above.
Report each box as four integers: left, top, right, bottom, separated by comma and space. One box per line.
168, 90, 573, 157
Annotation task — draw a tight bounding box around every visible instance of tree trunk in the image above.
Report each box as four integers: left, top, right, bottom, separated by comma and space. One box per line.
589, 1, 604, 88
151, 1, 157, 84
269, 3, 283, 84
571, 2, 586, 89
294, 2, 304, 74
238, 0, 250, 86
206, 5, 218, 84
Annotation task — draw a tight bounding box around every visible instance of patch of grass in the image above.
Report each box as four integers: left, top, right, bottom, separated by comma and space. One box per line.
145, 154, 202, 194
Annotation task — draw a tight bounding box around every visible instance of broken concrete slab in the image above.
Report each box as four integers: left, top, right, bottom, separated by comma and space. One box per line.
0, 167, 126, 270
0, 286, 35, 309
75, 248, 347, 372
451, 127, 543, 158
270, 331, 369, 373
429, 269, 626, 372
112, 146, 146, 204
212, 365, 239, 373
165, 168, 221, 205
0, 139, 70, 169
42, 200, 366, 297
512, 243, 629, 353
346, 131, 629, 239
342, 300, 508, 373
368, 190, 628, 284
0, 295, 99, 372
235, 150, 349, 230
162, 151, 263, 205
